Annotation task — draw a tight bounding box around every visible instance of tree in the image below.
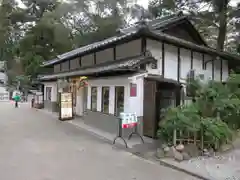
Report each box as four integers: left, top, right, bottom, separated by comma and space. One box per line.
148, 0, 240, 53
0, 0, 17, 63
0, 0, 25, 88
0, 0, 140, 83
18, 9, 73, 78
21, 0, 60, 21
56, 0, 133, 48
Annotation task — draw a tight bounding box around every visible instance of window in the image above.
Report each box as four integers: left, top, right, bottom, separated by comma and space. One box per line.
46, 87, 52, 101
101, 87, 109, 113
115, 86, 124, 115
91, 87, 97, 111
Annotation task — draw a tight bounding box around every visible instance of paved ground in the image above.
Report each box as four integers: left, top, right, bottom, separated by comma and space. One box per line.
0, 102, 199, 180
165, 145, 240, 180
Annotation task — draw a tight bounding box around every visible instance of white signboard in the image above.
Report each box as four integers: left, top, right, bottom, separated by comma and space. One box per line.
60, 92, 73, 120
120, 112, 138, 129
0, 61, 5, 70
0, 92, 9, 101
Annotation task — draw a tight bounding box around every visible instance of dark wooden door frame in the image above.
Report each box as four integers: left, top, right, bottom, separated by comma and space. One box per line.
143, 78, 157, 138
143, 78, 181, 138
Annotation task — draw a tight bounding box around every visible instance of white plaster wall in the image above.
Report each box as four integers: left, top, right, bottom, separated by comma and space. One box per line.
0, 72, 7, 84
0, 86, 9, 101
146, 39, 162, 75
87, 87, 91, 109
76, 88, 84, 116
204, 54, 213, 80
43, 82, 57, 102
164, 44, 178, 80
204, 54, 229, 81
87, 76, 144, 117
146, 39, 229, 83
214, 58, 221, 81
180, 48, 191, 83
0, 86, 7, 92
128, 77, 144, 116
192, 51, 203, 75
222, 60, 229, 81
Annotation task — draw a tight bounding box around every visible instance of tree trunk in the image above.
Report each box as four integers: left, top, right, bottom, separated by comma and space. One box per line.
216, 2, 228, 52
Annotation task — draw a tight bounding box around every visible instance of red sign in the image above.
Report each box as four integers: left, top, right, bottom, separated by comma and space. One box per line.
130, 83, 137, 97
122, 122, 137, 129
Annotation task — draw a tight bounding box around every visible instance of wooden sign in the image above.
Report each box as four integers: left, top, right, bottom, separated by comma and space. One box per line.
59, 92, 74, 121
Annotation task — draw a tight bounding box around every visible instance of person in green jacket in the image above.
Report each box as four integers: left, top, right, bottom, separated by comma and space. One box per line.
14, 93, 21, 108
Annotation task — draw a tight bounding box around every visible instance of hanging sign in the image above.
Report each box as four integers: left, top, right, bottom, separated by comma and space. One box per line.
59, 92, 73, 120
78, 76, 88, 89
120, 112, 138, 129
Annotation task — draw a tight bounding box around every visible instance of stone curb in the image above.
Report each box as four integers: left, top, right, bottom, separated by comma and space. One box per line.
156, 159, 214, 180
36, 109, 214, 180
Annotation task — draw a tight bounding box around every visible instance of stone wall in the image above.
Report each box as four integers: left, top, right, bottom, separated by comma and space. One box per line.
83, 110, 143, 137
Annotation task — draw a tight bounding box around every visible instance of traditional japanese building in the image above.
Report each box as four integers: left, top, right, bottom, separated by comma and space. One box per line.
39, 13, 240, 138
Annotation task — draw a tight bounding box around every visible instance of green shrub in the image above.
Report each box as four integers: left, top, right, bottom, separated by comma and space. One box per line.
157, 73, 240, 150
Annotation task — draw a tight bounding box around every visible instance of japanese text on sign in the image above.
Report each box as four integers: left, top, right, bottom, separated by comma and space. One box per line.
120, 112, 138, 129
60, 92, 73, 119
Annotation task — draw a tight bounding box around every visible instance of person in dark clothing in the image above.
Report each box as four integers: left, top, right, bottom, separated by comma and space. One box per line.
31, 98, 35, 108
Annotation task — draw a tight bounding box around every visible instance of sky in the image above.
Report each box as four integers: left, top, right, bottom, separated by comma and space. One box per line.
16, 0, 239, 9
136, 0, 240, 8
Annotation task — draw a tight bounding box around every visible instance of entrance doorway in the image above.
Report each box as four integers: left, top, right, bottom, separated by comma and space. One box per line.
75, 86, 88, 116
143, 78, 180, 138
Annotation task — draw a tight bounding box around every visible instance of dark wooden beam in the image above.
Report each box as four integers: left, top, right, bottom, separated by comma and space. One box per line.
94, 52, 96, 64
220, 59, 223, 82
140, 37, 147, 70
141, 37, 146, 54
212, 58, 215, 80
113, 46, 116, 60
59, 63, 62, 72
177, 47, 181, 82
190, 50, 193, 69
79, 57, 82, 68
162, 42, 165, 77
68, 60, 71, 71
202, 54, 205, 70
176, 86, 181, 106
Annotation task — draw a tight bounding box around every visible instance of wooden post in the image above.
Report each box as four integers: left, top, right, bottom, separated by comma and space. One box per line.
201, 127, 204, 152
194, 132, 197, 145
179, 130, 182, 144
173, 129, 177, 146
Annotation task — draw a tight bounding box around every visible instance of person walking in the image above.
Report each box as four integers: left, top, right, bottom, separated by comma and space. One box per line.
31, 97, 35, 108
13, 93, 21, 108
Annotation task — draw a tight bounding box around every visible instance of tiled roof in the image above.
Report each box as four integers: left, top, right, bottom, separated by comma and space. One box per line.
42, 13, 188, 67
42, 31, 138, 66
39, 54, 156, 80
119, 13, 186, 34
42, 13, 240, 67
